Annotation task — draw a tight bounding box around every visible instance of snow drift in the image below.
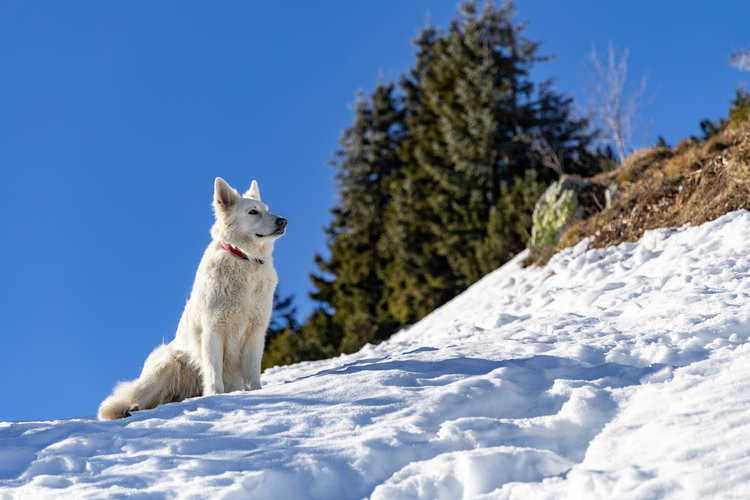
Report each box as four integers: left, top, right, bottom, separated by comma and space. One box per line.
3, 211, 750, 499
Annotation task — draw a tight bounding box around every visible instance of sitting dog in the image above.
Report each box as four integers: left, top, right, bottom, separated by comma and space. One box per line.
98, 177, 286, 420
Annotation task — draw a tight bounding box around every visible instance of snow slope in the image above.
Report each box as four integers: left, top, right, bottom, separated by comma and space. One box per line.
3, 211, 750, 499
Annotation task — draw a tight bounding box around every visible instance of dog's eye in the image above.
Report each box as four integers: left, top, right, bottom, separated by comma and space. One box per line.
248, 210, 259, 215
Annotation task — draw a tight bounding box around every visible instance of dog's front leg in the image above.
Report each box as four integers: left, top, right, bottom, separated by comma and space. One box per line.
241, 329, 265, 391
201, 331, 224, 395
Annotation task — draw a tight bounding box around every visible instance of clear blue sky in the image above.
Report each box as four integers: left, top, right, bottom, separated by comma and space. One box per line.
1, 1, 748, 423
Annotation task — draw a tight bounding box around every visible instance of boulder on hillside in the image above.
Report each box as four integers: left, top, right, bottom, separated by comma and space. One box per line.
530, 177, 609, 259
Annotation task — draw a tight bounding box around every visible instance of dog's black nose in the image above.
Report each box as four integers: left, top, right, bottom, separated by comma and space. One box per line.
276, 218, 288, 228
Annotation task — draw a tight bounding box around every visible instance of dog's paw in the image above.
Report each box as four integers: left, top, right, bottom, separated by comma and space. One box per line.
124, 404, 142, 418
203, 383, 224, 396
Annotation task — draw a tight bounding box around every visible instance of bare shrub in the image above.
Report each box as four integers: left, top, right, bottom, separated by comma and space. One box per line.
582, 42, 652, 163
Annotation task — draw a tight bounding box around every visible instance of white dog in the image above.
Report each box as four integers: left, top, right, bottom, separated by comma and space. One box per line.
98, 177, 286, 420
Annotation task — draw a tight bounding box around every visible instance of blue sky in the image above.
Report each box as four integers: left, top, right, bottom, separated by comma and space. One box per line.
1, 0, 749, 423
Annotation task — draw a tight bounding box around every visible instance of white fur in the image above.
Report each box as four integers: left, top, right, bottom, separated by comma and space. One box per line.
98, 177, 286, 420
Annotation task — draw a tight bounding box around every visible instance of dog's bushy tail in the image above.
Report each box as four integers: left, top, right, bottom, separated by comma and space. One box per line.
98, 380, 139, 420
98, 344, 202, 421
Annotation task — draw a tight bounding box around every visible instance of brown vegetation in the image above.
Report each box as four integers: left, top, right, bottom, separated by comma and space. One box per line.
537, 117, 750, 265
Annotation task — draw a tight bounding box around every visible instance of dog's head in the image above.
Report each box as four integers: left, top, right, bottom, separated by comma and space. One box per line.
211, 177, 287, 253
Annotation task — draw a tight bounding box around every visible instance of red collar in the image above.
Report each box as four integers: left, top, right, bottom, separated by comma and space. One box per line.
220, 241, 249, 260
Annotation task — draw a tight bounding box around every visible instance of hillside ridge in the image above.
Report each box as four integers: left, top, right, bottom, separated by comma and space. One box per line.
547, 115, 750, 263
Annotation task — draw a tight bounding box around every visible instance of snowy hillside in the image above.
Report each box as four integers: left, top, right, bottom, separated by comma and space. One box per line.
3, 211, 750, 499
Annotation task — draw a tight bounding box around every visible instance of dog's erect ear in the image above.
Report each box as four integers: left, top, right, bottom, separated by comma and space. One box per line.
214, 177, 240, 212
243, 180, 261, 201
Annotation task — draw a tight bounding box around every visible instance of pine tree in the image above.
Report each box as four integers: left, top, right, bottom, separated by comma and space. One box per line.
327, 83, 406, 352
281, 83, 407, 357
385, 0, 598, 316
262, 308, 340, 371
265, 290, 299, 346
263, 0, 601, 368
382, 24, 460, 324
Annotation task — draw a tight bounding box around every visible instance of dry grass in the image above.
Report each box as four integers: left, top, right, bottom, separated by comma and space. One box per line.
536, 118, 750, 265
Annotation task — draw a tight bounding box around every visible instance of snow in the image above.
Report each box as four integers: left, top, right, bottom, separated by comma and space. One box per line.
3, 211, 750, 499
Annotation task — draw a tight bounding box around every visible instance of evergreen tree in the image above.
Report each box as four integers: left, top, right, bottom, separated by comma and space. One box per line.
323, 83, 406, 352
262, 308, 340, 371
264, 290, 298, 348
385, 0, 597, 319
382, 24, 459, 324
263, 0, 601, 368
266, 83, 407, 361
269, 291, 298, 334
